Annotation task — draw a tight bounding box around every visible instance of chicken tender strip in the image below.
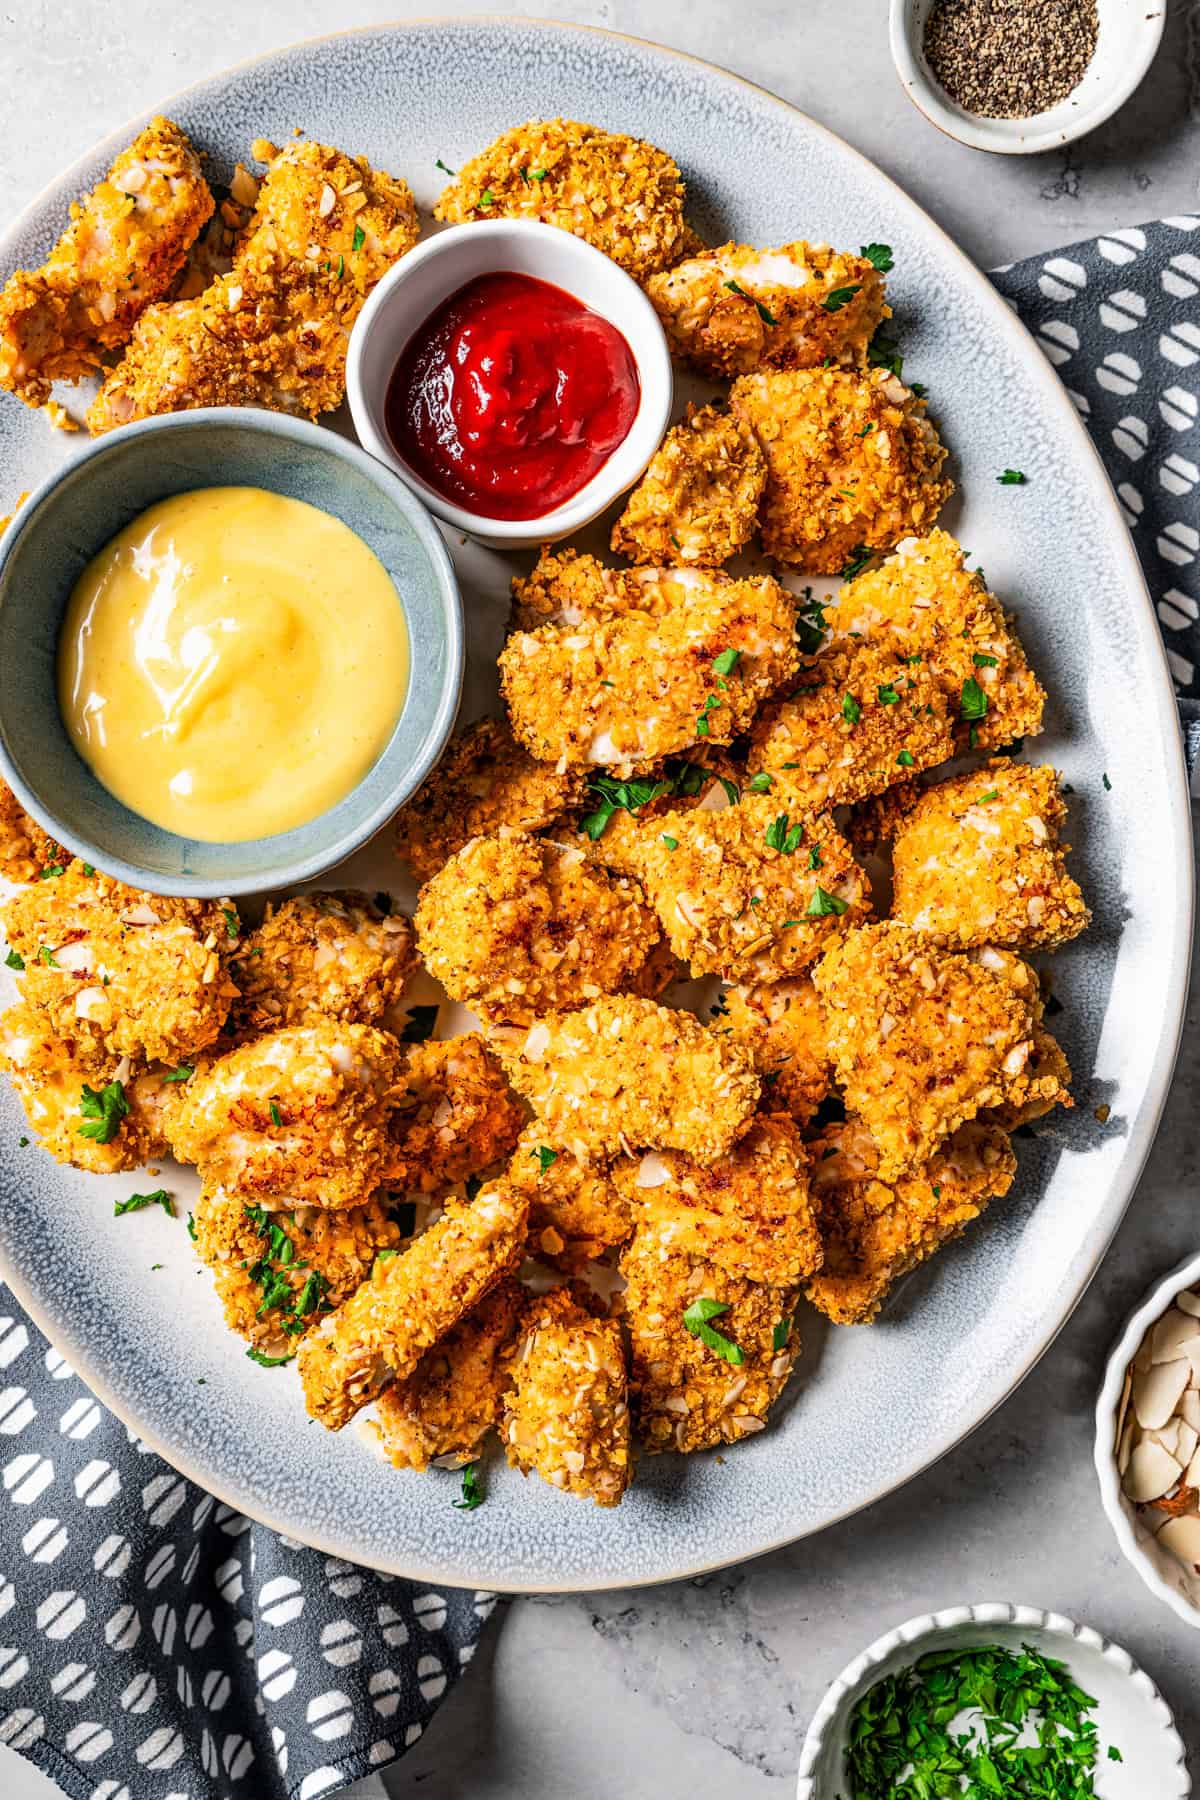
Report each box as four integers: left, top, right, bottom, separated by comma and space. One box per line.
829, 531, 1045, 751
394, 716, 587, 884
569, 752, 742, 879
434, 119, 686, 282
494, 995, 760, 1166
383, 1034, 525, 1194
193, 1182, 404, 1353
4, 859, 238, 1065
813, 922, 1059, 1179
891, 760, 1090, 950
168, 1021, 402, 1210
415, 831, 660, 1024
610, 404, 766, 567
631, 799, 869, 983
805, 1116, 1017, 1324
88, 137, 419, 432
646, 240, 888, 379
374, 1278, 524, 1471
0, 118, 213, 408
508, 1125, 632, 1267
230, 890, 415, 1035
0, 782, 61, 884
731, 366, 952, 573
500, 569, 800, 776
620, 1221, 800, 1453
613, 1113, 822, 1288
0, 1002, 172, 1175
298, 1182, 529, 1430
502, 1288, 631, 1506
715, 977, 832, 1126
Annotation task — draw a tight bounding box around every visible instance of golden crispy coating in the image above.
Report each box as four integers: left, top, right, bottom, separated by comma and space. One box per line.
830, 531, 1045, 751
434, 119, 686, 282
500, 567, 800, 776
0, 118, 213, 408
510, 545, 625, 631
805, 1116, 1017, 1324
0, 783, 60, 884
646, 240, 888, 379
620, 1220, 800, 1452
983, 1023, 1073, 1130
383, 1034, 525, 1194
730, 366, 952, 574
3, 860, 238, 1066
844, 781, 922, 859
168, 1021, 402, 1210
0, 1002, 173, 1174
193, 1182, 404, 1353
415, 832, 659, 1023
890, 761, 1090, 950
298, 1182, 529, 1430
502, 1287, 631, 1506
568, 753, 742, 879
715, 977, 832, 1125
88, 138, 419, 432
813, 923, 1063, 1179
494, 995, 760, 1166
374, 1278, 524, 1471
631, 798, 869, 983
612, 1113, 822, 1288
610, 404, 766, 567
508, 1124, 633, 1266
231, 890, 414, 1034
394, 716, 587, 884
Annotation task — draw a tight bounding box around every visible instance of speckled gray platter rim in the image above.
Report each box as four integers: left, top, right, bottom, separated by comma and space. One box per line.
0, 18, 1191, 1594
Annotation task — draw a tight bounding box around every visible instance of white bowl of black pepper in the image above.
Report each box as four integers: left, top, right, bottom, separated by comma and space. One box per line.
889, 0, 1166, 156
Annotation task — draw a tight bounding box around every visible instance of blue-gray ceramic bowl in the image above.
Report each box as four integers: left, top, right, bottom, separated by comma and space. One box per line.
0, 408, 463, 897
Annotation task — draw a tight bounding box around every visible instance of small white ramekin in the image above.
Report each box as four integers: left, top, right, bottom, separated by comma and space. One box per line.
347, 219, 674, 550
1095, 1250, 1200, 1632
889, 0, 1166, 156
797, 1602, 1188, 1799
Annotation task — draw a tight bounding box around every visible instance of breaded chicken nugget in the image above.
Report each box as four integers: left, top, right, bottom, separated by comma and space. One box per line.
502, 1287, 631, 1506
394, 716, 587, 883
89, 138, 418, 431
499, 569, 799, 775
193, 1182, 404, 1353
298, 1182, 529, 1429
813, 922, 1062, 1178
715, 977, 832, 1125
4, 860, 238, 1066
620, 1220, 800, 1452
983, 1023, 1072, 1130
494, 995, 760, 1166
646, 240, 888, 378
415, 831, 659, 1024
383, 1034, 525, 1194
805, 1116, 1017, 1324
0, 782, 60, 884
612, 1113, 822, 1288
632, 799, 869, 983
731, 366, 952, 573
570, 753, 742, 879
434, 119, 686, 282
830, 531, 1045, 751
0, 118, 213, 408
231, 891, 415, 1035
508, 1125, 633, 1266
890, 761, 1090, 950
610, 404, 766, 567
168, 1021, 401, 1210
374, 1278, 524, 1471
0, 1002, 172, 1174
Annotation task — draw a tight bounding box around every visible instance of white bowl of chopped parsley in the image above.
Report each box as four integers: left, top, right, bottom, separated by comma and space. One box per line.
796, 1601, 1187, 1798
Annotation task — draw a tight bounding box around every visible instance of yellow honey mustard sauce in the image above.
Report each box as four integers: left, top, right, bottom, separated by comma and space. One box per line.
57, 486, 410, 843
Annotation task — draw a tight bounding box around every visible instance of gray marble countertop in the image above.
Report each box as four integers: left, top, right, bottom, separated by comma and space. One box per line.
1, 3, 1197, 1796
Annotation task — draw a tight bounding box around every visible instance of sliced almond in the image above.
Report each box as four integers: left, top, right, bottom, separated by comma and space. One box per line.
1177, 1290, 1200, 1319
1176, 1422, 1199, 1468
1157, 1513, 1200, 1574
1134, 1332, 1154, 1374
1133, 1356, 1190, 1430
1153, 1418, 1183, 1459
1152, 1308, 1200, 1362
1118, 1417, 1136, 1476
635, 1152, 672, 1189
1125, 1437, 1183, 1502
1180, 1389, 1200, 1432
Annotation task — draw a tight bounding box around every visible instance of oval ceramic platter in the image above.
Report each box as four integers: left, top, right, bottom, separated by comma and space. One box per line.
0, 19, 1190, 1593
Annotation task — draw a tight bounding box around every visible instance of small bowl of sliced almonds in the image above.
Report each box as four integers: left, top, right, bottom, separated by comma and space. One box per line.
1096, 1250, 1200, 1629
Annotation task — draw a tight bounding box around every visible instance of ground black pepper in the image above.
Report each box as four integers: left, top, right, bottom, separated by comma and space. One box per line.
923, 0, 1100, 120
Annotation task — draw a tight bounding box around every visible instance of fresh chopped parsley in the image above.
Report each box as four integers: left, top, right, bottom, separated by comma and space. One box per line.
661, 835, 678, 851
38, 945, 58, 967
876, 683, 900, 706
221, 907, 238, 938
960, 676, 989, 723
682, 1297, 744, 1365
531, 1146, 558, 1174
435, 158, 457, 176
795, 588, 829, 655
897, 750, 916, 768
4, 949, 23, 971
909, 380, 927, 399
335, 253, 344, 280
695, 692, 721, 738
114, 1188, 174, 1218
38, 863, 64, 880
722, 277, 777, 327
454, 1464, 484, 1510
78, 1080, 128, 1143
352, 224, 365, 252
246, 1347, 293, 1368
81, 863, 95, 877
867, 328, 903, 378
823, 284, 860, 313
712, 647, 741, 678
842, 692, 862, 725
856, 421, 875, 438
808, 845, 823, 869
373, 1248, 400, 1272
163, 1064, 193, 1083
400, 1003, 439, 1043
289, 1270, 330, 1323
998, 468, 1027, 485
529, 167, 548, 181
841, 544, 874, 581
581, 771, 672, 840
1102, 772, 1112, 792
765, 813, 804, 855
772, 1316, 792, 1350
859, 242, 894, 271
979, 788, 1000, 803
186, 1212, 197, 1242
476, 187, 494, 210
746, 772, 773, 794
268, 1100, 282, 1128
972, 652, 999, 667
807, 886, 848, 918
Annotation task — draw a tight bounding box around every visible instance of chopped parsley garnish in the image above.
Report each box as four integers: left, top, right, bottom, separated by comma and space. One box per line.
823, 284, 860, 313
38, 945, 58, 967
4, 949, 23, 971
288, 1270, 330, 1324
712, 647, 741, 678
859, 242, 894, 271
771, 1317, 792, 1351
960, 676, 989, 723
454, 1464, 484, 1510
435, 158, 457, 176
400, 1003, 439, 1043
998, 468, 1027, 484
746, 772, 773, 794
695, 692, 722, 738
38, 863, 64, 880
897, 750, 916, 768
795, 588, 829, 655
221, 907, 238, 938
765, 813, 804, 855
979, 788, 1000, 803
909, 380, 927, 399
529, 167, 548, 181
114, 1188, 174, 1218
662, 835, 678, 851
876, 683, 900, 706
476, 187, 494, 210
842, 692, 862, 725
335, 254, 344, 280
373, 1248, 400, 1271
856, 421, 875, 438
352, 224, 365, 252
807, 886, 848, 917
246, 1347, 293, 1368
531, 1146, 558, 1174
841, 544, 874, 581
808, 845, 823, 869
1102, 772, 1112, 792
78, 1080, 128, 1143
186, 1212, 197, 1242
268, 1100, 282, 1128
81, 863, 95, 877
722, 277, 777, 327
867, 328, 903, 378
682, 1297, 744, 1365
163, 1064, 193, 1083
581, 771, 672, 840
972, 652, 998, 667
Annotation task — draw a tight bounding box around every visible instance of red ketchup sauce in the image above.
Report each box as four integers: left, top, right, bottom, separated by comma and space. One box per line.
385, 271, 641, 521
